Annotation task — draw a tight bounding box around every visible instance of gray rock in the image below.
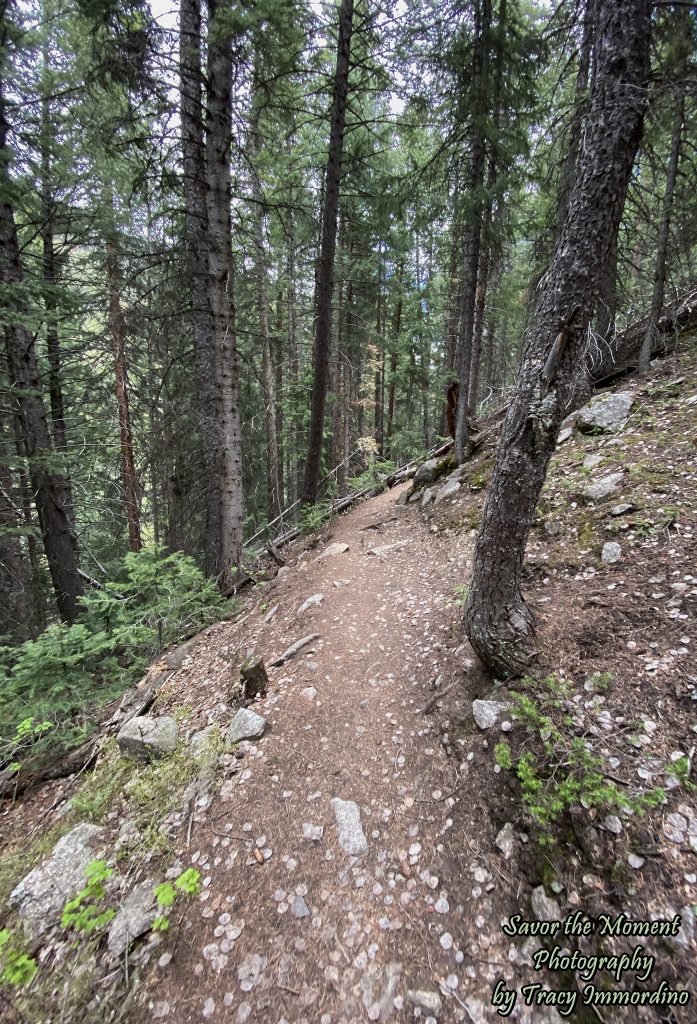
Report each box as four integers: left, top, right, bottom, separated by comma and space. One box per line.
225, 708, 267, 744
603, 815, 622, 835
421, 487, 436, 509
300, 686, 317, 701
107, 881, 157, 956
627, 853, 645, 869
435, 479, 461, 504
601, 541, 622, 565
583, 454, 603, 471
557, 426, 574, 444
472, 699, 509, 730
290, 895, 310, 919
447, 464, 469, 482
674, 906, 695, 949
414, 458, 441, 484
302, 823, 323, 842
296, 594, 324, 617
314, 542, 349, 562
495, 822, 516, 859
531, 885, 561, 922
271, 633, 321, 666
331, 797, 368, 856
117, 715, 178, 761
367, 540, 411, 557
610, 503, 634, 517
9, 823, 105, 938
583, 472, 623, 503
577, 392, 633, 433
407, 990, 442, 1015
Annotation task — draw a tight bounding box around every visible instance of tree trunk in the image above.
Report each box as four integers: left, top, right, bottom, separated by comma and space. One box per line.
465, 0, 651, 677
251, 75, 281, 521
302, 0, 354, 504
179, 0, 221, 576
638, 87, 684, 371
206, 0, 244, 584
105, 206, 142, 554
454, 0, 491, 463
0, 53, 82, 623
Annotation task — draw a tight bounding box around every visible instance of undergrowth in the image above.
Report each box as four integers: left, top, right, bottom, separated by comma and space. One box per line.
0, 546, 233, 768
496, 673, 666, 846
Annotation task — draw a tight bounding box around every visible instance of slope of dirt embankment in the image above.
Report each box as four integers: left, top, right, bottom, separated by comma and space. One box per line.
1, 340, 696, 1024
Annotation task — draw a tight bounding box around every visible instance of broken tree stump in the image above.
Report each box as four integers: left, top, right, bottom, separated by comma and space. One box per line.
240, 655, 269, 700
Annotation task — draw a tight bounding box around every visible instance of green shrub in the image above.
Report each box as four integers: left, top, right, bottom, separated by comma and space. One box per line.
0, 546, 231, 765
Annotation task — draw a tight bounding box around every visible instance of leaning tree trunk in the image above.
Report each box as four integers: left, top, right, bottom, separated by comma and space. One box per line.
638, 86, 684, 371
206, 0, 244, 586
465, 0, 651, 677
0, 59, 82, 623
302, 0, 354, 505
179, 0, 221, 577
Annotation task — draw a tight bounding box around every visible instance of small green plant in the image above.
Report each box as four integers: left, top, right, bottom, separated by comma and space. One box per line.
61, 859, 116, 934
498, 675, 667, 845
494, 742, 512, 770
0, 928, 37, 987
452, 584, 469, 607
152, 868, 201, 931
666, 755, 694, 790
298, 500, 334, 535
587, 671, 613, 693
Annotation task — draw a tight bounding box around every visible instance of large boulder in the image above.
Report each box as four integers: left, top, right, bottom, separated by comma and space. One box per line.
576, 392, 633, 433
414, 458, 441, 484
9, 823, 105, 939
116, 715, 178, 761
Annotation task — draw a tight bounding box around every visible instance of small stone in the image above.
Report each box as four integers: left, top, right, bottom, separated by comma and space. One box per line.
302, 823, 323, 842
440, 931, 453, 949
296, 594, 324, 617
472, 699, 509, 730
314, 542, 349, 562
331, 797, 368, 857
290, 895, 310, 919
407, 990, 442, 1015
577, 392, 633, 433
117, 716, 178, 761
300, 686, 318, 701
225, 708, 267, 744
603, 815, 622, 835
202, 998, 215, 1018
531, 886, 561, 922
627, 854, 645, 869
108, 881, 157, 956
601, 542, 622, 565
583, 454, 603, 471
583, 473, 623, 503
435, 897, 449, 914
495, 823, 516, 859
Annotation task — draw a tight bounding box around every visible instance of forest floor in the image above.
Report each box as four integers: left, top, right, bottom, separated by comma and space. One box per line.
1, 343, 697, 1024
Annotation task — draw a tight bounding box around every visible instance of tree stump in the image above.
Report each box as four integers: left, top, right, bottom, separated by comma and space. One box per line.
240, 655, 268, 700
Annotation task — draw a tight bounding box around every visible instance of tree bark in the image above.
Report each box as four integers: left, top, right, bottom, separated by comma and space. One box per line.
454, 0, 491, 463
465, 0, 651, 677
638, 87, 684, 371
0, 53, 82, 623
105, 203, 142, 553
251, 73, 281, 521
179, 0, 221, 576
206, 0, 244, 584
302, 0, 354, 504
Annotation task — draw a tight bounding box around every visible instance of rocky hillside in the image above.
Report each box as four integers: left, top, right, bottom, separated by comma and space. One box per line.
1, 340, 696, 1024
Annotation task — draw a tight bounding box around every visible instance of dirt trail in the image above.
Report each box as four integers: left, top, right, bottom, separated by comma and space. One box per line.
132, 485, 520, 1024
